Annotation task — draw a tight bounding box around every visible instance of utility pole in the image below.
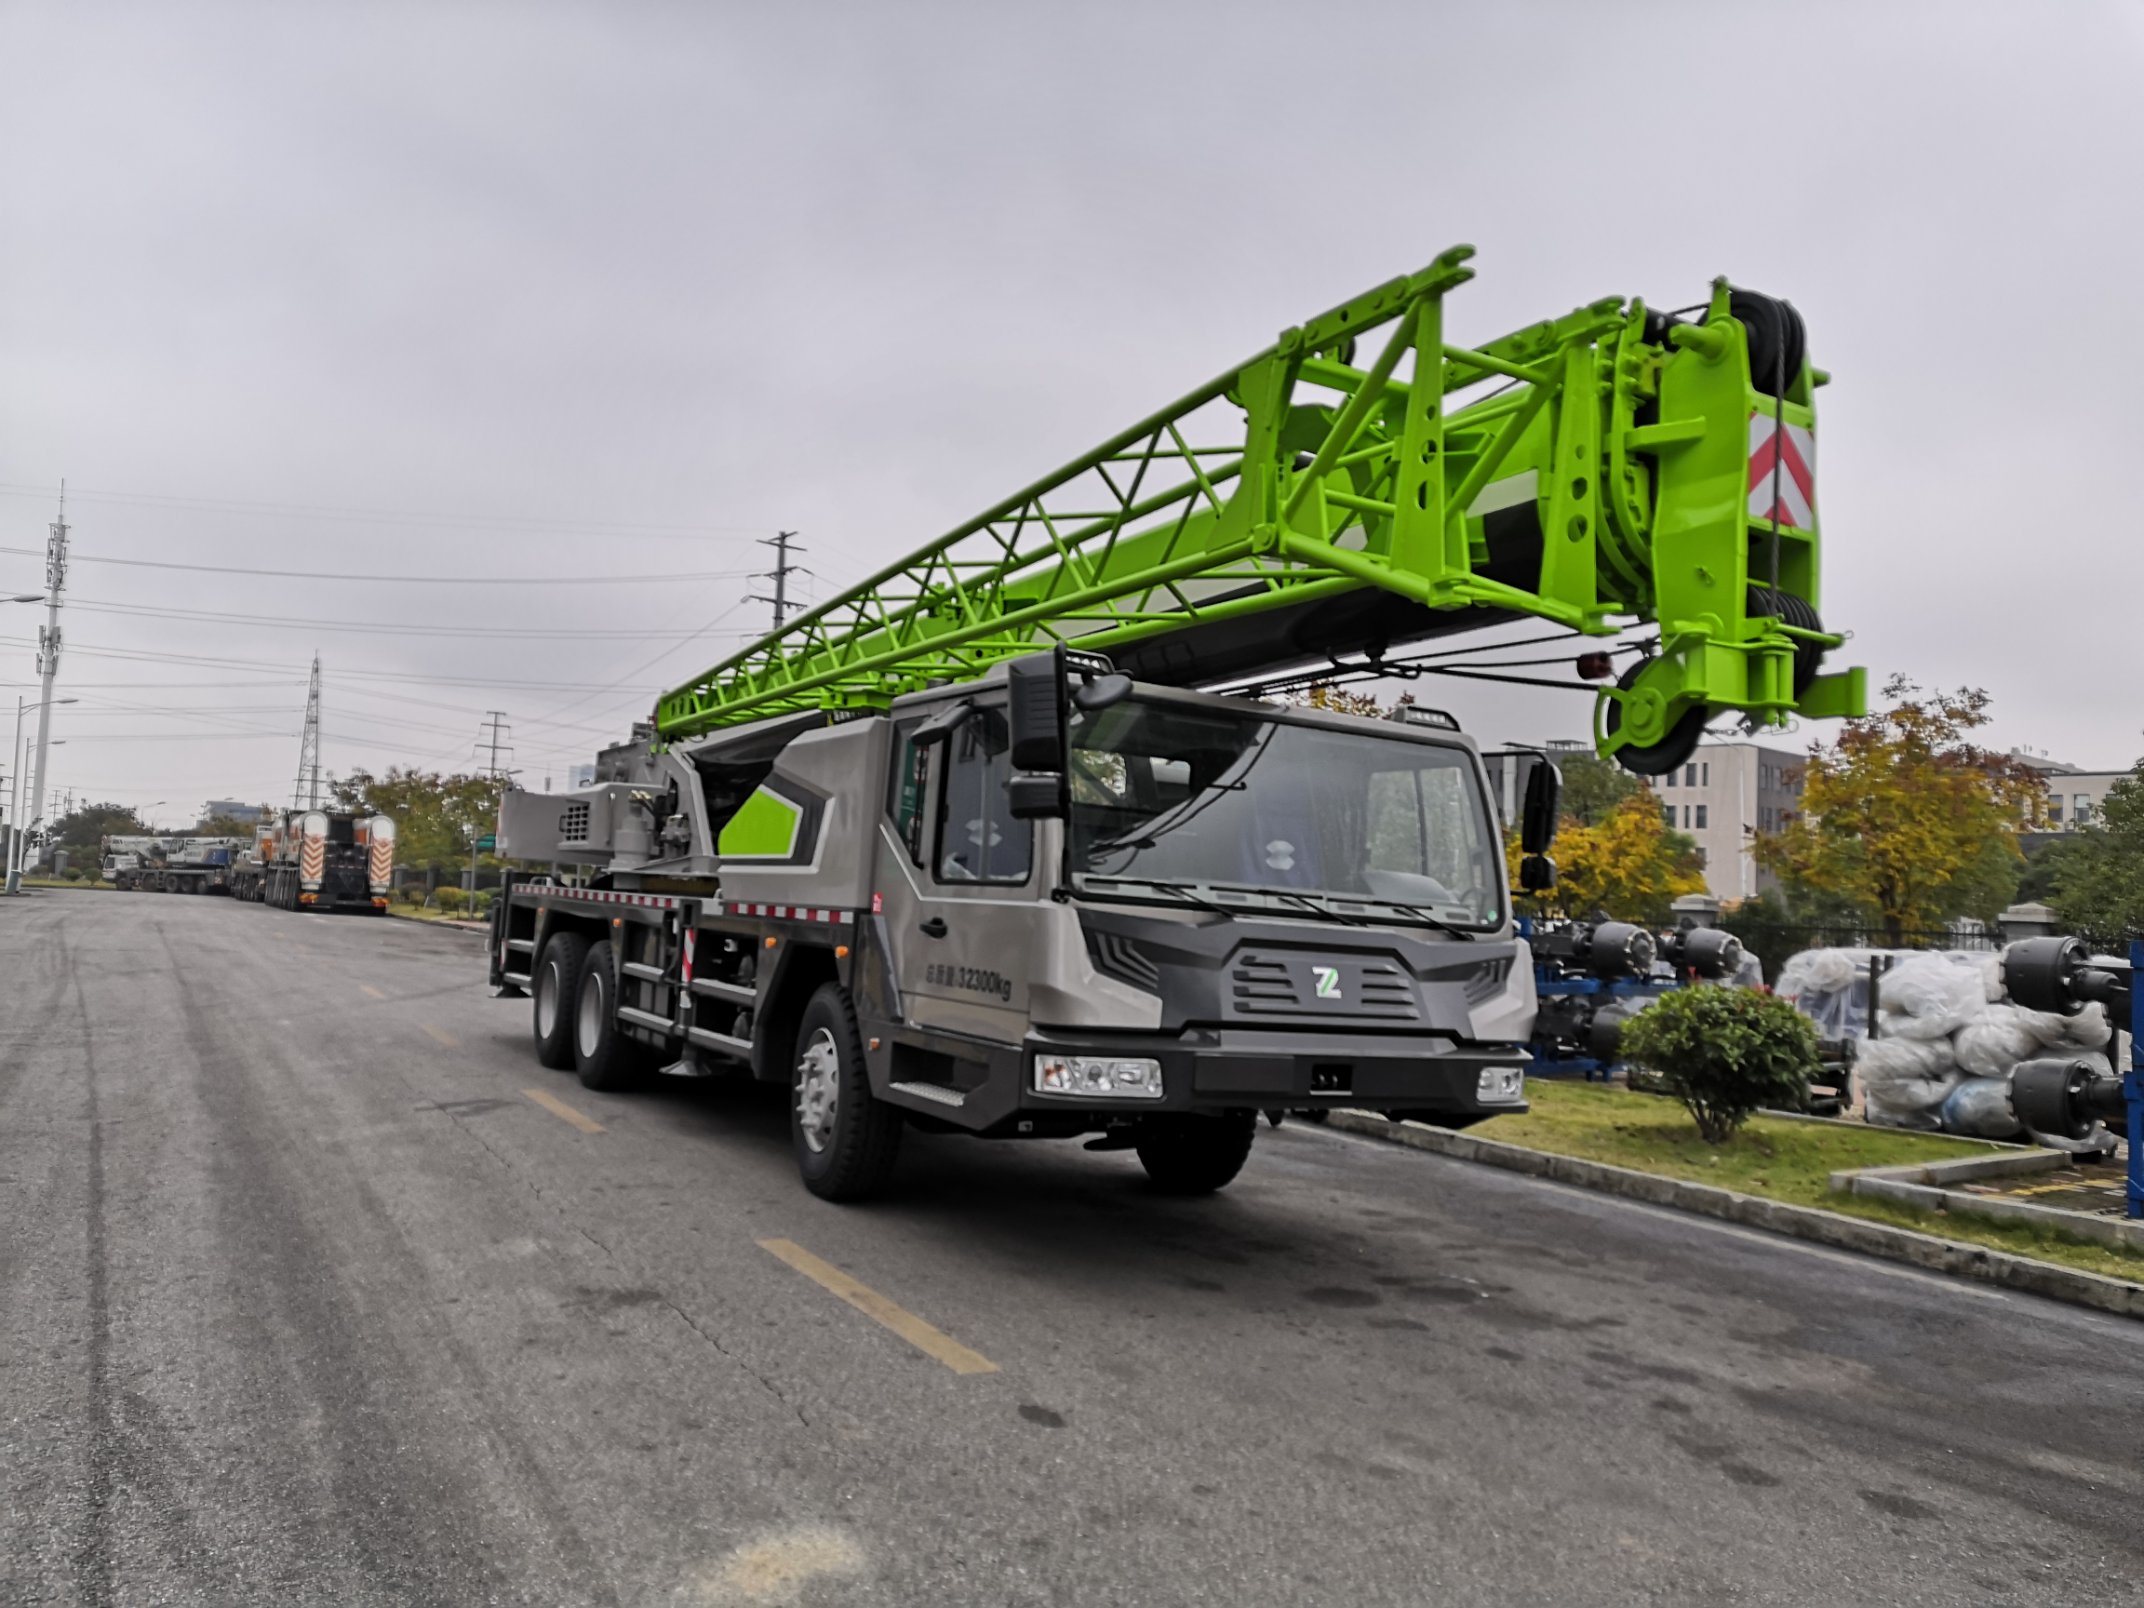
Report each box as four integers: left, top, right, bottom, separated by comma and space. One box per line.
476, 710, 514, 781
26, 484, 69, 861
471, 711, 515, 895
292, 654, 322, 811
749, 530, 807, 630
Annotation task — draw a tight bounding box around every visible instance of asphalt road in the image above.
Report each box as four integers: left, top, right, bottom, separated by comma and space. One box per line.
5, 889, 2143, 1607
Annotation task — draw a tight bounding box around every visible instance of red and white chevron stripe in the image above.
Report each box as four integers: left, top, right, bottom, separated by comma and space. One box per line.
727, 902, 848, 923
1748, 411, 1816, 530
512, 882, 853, 926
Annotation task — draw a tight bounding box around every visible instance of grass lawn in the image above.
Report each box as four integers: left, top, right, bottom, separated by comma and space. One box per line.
1477, 1080, 2144, 1285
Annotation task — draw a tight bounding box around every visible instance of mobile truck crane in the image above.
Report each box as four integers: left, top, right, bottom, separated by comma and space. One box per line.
227, 810, 397, 911
100, 834, 161, 890
490, 247, 1864, 1201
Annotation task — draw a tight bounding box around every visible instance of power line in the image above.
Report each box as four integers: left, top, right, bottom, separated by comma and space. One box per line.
0, 544, 754, 585
65, 597, 755, 641
0, 481, 783, 539
0, 634, 701, 692
495, 594, 758, 760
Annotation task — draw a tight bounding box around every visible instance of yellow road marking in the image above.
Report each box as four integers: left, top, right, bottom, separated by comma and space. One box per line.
522, 1088, 606, 1134
359, 984, 386, 1000
757, 1238, 998, 1375
698, 1525, 865, 1603
420, 1023, 460, 1049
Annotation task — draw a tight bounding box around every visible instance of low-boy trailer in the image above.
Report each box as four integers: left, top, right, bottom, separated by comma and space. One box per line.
490, 250, 1862, 1202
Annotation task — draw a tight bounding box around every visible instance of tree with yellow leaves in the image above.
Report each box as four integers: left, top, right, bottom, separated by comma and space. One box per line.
1511, 793, 1706, 925
1753, 678, 2044, 945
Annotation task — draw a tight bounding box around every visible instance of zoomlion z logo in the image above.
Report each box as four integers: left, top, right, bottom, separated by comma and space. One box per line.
1312, 965, 1342, 1000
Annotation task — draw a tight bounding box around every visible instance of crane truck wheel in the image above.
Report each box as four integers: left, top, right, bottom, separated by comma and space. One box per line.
790, 983, 903, 1202
533, 931, 590, 1070
1133, 1110, 1258, 1195
571, 938, 639, 1091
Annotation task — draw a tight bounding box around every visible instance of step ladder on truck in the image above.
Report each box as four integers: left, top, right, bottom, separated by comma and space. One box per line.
489, 247, 1866, 1201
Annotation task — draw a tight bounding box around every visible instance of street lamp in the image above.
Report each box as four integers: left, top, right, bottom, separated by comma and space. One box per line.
9, 594, 45, 604
5, 698, 77, 894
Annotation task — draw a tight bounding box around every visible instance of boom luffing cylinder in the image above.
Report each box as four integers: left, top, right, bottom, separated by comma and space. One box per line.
657, 246, 1864, 772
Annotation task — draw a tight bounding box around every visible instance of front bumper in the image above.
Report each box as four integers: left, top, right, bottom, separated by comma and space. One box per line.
1025, 1026, 1525, 1120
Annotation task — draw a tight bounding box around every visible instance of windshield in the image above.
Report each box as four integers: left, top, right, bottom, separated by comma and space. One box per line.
1067, 698, 1505, 929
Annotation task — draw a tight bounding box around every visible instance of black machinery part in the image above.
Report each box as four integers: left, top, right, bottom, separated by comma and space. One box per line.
2012, 1056, 2127, 1143
1730, 289, 1807, 402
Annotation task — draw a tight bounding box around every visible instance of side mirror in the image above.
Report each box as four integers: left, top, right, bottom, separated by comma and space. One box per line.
1520, 757, 1562, 855
1007, 773, 1065, 821
1007, 650, 1067, 772
1518, 853, 1556, 893
911, 698, 974, 749
1073, 672, 1133, 712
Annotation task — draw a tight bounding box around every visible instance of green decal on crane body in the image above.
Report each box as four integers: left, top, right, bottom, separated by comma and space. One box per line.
655, 248, 1864, 775
717, 786, 804, 860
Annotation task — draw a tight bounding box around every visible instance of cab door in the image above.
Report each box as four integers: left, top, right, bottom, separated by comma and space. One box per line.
869, 699, 1041, 1045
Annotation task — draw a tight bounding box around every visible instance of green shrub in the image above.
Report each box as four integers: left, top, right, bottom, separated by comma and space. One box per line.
472, 889, 495, 916
434, 886, 468, 914
61, 866, 83, 881
1618, 984, 1819, 1145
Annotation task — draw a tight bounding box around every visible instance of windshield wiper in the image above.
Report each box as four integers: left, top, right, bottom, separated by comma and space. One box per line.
1264, 890, 1370, 927
1362, 899, 1476, 939
1080, 876, 1233, 917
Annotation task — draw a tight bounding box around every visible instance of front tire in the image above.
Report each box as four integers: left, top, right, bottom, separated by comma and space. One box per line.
533, 931, 588, 1070
572, 938, 638, 1091
1134, 1111, 1257, 1195
791, 983, 902, 1202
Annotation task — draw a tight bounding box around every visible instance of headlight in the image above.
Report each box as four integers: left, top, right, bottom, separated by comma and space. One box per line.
1476, 1066, 1526, 1104
1034, 1054, 1164, 1099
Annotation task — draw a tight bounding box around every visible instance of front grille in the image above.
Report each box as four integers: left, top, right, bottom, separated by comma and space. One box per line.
1231, 955, 1300, 1013
1229, 953, 1420, 1021
1355, 959, 1419, 1019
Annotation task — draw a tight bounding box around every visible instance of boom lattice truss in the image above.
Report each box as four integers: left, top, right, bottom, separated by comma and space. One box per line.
657, 247, 1863, 772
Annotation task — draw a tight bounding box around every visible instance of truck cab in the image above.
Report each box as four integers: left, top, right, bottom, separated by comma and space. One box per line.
839, 667, 1535, 1133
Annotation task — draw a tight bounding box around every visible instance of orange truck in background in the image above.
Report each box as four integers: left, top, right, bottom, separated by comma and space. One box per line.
228, 810, 396, 912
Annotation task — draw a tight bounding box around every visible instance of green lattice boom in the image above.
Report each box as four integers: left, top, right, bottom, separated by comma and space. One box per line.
656, 246, 1864, 763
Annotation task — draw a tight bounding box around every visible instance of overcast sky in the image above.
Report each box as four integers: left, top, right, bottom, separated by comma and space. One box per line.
4, 2, 2142, 828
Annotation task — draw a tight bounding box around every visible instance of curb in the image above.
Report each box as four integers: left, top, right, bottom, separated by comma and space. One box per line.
1323, 1110, 2144, 1321
1838, 1151, 2144, 1256
383, 912, 490, 933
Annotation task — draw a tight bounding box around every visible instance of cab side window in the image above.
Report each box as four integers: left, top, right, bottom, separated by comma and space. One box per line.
935, 710, 1032, 884
886, 721, 929, 867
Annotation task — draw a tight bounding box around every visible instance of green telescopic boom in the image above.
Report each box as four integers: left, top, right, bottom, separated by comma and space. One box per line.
657, 246, 1865, 773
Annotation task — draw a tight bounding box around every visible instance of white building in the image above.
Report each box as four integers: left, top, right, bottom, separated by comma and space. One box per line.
2013, 754, 2132, 832
1644, 741, 1806, 902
